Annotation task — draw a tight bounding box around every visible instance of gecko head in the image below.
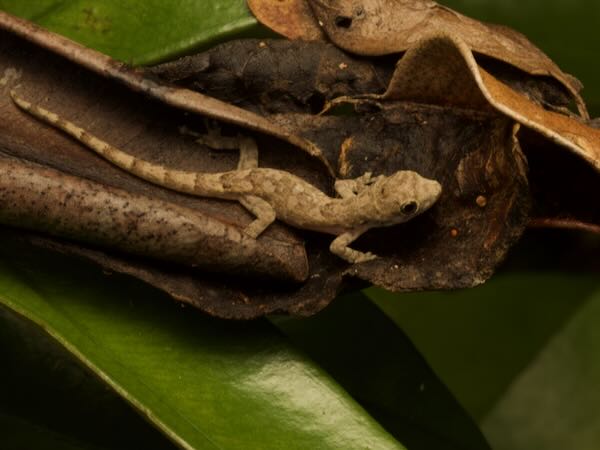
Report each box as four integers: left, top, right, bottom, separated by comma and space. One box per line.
369, 170, 442, 226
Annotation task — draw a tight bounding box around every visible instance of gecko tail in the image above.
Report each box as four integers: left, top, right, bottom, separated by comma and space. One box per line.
9, 90, 216, 196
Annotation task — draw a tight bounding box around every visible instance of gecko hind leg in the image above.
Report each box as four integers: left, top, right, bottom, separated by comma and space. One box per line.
330, 228, 378, 264
180, 123, 258, 170
239, 195, 276, 238
334, 172, 385, 198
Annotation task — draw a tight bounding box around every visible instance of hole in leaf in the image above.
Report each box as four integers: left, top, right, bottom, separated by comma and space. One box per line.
335, 16, 353, 29
307, 92, 326, 114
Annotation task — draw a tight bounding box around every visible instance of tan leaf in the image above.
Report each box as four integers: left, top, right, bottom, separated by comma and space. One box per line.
378, 33, 600, 174
247, 0, 325, 41
247, 0, 587, 117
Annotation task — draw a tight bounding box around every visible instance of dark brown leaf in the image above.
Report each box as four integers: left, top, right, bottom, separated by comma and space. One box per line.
300, 104, 530, 291
150, 39, 393, 115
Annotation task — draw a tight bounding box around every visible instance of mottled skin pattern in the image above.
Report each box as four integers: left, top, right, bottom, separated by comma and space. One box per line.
11, 91, 442, 263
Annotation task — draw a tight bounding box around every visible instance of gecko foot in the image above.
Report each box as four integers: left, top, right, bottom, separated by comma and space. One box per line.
350, 251, 378, 264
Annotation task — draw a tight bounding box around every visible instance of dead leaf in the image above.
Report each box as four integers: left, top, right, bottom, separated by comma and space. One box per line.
377, 33, 600, 174
150, 39, 392, 115
0, 25, 319, 285
248, 0, 587, 117
248, 0, 325, 41
375, 33, 600, 232
268, 103, 531, 291
0, 157, 308, 282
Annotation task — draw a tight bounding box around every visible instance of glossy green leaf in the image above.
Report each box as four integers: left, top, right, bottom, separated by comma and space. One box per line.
367, 270, 598, 421
0, 305, 177, 450
0, 240, 405, 450
482, 286, 600, 450
273, 292, 491, 450
0, 0, 259, 64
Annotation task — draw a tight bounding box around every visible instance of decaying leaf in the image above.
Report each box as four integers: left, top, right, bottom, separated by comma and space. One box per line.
150, 39, 393, 115
274, 105, 530, 291
370, 33, 600, 232
0, 18, 533, 316
248, 0, 587, 117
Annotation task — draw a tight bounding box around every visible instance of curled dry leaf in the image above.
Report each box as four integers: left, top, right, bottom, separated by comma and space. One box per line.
376, 34, 600, 174
152, 35, 598, 236
0, 25, 320, 288
0, 157, 306, 281
0, 14, 354, 318
248, 0, 587, 117
374, 33, 600, 232
248, 0, 325, 41
0, 11, 566, 317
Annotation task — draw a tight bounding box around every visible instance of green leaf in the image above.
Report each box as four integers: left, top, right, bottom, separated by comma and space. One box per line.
0, 0, 259, 64
0, 410, 107, 450
0, 239, 405, 450
482, 286, 600, 450
367, 270, 599, 421
273, 292, 491, 450
0, 304, 178, 450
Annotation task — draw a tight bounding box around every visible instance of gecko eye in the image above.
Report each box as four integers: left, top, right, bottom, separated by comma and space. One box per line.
401, 201, 418, 215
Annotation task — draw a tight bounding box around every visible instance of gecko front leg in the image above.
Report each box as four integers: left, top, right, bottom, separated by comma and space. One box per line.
330, 228, 377, 264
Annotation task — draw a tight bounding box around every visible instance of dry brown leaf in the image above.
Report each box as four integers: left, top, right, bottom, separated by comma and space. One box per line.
378, 33, 600, 174
373, 33, 600, 233
248, 0, 325, 41
248, 0, 587, 117
0, 157, 307, 281
271, 105, 530, 291
0, 24, 320, 292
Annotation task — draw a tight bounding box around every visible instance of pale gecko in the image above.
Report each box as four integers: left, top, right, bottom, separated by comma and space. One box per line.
11, 91, 442, 264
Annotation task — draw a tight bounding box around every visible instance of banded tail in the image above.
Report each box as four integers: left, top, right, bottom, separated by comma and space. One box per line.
10, 91, 223, 197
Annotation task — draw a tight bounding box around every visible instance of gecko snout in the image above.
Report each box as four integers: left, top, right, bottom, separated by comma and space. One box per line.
415, 178, 442, 213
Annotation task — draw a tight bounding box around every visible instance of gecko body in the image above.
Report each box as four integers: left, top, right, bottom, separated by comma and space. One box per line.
11, 92, 442, 263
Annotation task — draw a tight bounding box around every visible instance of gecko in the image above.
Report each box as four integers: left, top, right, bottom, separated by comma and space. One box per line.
10, 91, 442, 264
